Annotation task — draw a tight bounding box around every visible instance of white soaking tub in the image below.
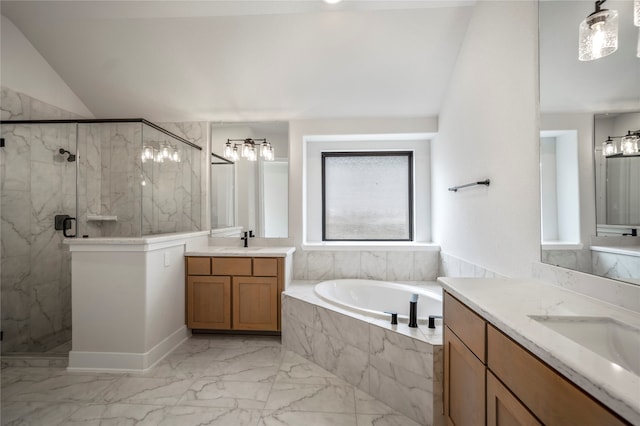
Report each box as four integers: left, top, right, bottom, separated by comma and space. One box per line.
314, 278, 442, 323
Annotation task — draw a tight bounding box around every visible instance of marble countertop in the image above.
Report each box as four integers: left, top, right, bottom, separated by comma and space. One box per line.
184, 246, 296, 257
438, 277, 640, 425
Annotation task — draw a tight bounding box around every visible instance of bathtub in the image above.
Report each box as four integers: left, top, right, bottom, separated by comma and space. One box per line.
314, 278, 442, 323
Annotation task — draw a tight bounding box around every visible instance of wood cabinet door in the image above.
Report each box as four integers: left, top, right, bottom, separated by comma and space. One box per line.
232, 276, 278, 331
187, 275, 231, 329
487, 371, 541, 426
444, 325, 486, 426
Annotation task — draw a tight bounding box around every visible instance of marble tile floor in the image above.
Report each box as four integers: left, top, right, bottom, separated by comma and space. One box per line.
1, 335, 422, 426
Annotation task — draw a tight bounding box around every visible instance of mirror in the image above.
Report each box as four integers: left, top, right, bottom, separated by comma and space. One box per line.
539, 1, 640, 285
210, 122, 289, 238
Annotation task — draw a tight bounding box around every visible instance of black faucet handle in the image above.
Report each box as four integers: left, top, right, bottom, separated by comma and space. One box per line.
428, 315, 443, 329
384, 311, 398, 325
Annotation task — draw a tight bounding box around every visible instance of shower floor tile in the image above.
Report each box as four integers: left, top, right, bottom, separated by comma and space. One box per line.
1, 335, 422, 426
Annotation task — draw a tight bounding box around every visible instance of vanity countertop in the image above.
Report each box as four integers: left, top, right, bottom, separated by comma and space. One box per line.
438, 277, 640, 425
184, 246, 295, 257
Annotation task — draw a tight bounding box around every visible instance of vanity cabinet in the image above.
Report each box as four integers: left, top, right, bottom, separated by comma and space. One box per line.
444, 292, 487, 425
444, 291, 628, 426
186, 256, 283, 332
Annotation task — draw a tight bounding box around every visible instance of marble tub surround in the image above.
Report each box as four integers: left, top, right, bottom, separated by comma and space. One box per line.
293, 247, 440, 282
1, 335, 421, 426
438, 252, 504, 279
591, 246, 640, 282
282, 281, 444, 426
532, 261, 640, 313
439, 277, 640, 424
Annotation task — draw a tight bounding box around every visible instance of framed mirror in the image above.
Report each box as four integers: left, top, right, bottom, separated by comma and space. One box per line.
539, 1, 640, 285
210, 122, 289, 238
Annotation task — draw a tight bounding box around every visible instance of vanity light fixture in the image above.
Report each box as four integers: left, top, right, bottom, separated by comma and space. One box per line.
141, 143, 181, 163
578, 0, 619, 61
223, 138, 274, 162
602, 131, 640, 157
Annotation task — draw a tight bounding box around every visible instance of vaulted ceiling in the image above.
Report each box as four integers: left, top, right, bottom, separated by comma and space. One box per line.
1, 1, 475, 122
3, 1, 637, 122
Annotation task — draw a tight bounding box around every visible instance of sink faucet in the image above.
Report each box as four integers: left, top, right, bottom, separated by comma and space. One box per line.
241, 230, 255, 247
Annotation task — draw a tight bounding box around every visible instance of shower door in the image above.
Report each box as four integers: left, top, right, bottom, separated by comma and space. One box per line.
1, 123, 76, 354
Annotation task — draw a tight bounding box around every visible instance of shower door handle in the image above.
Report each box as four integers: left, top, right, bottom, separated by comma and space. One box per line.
62, 217, 76, 238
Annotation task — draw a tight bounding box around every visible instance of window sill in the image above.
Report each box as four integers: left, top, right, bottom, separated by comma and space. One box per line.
302, 242, 440, 251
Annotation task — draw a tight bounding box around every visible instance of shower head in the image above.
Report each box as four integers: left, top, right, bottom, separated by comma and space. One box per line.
59, 148, 76, 162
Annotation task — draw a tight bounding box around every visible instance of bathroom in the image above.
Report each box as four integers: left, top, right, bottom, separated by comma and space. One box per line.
1, 1, 639, 425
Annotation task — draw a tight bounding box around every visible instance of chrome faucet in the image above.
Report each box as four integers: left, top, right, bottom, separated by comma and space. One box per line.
241, 230, 255, 247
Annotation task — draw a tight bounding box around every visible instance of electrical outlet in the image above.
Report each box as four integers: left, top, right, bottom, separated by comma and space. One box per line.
164, 252, 170, 267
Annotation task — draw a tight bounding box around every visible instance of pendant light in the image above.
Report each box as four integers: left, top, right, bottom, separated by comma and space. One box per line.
578, 0, 619, 61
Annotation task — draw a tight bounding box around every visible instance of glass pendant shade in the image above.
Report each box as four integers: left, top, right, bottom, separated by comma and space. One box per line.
172, 148, 180, 162
621, 134, 639, 155
231, 146, 239, 162
635, 0, 640, 26
223, 141, 233, 158
603, 138, 618, 156
260, 141, 269, 157
579, 9, 618, 61
161, 143, 171, 159
241, 141, 251, 158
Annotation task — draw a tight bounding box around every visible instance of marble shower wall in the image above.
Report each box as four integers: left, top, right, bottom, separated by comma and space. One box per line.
78, 122, 143, 237
1, 86, 84, 352
141, 124, 203, 235
293, 249, 440, 281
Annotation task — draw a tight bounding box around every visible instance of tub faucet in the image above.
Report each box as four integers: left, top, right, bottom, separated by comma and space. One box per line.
428, 315, 443, 329
241, 230, 255, 247
622, 228, 637, 236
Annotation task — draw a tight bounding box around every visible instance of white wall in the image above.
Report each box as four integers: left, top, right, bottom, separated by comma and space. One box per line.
541, 113, 595, 246
431, 1, 539, 278
1, 15, 93, 118
540, 137, 559, 240
555, 132, 580, 242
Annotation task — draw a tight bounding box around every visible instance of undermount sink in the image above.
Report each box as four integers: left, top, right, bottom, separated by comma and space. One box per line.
529, 315, 640, 375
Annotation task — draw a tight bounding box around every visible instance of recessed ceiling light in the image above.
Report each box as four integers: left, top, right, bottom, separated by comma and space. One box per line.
323, 0, 343, 4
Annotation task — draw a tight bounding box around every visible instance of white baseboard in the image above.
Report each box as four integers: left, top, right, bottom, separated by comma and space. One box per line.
68, 325, 190, 373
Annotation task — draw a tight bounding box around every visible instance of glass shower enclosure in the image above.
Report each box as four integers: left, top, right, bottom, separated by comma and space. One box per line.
0, 119, 202, 358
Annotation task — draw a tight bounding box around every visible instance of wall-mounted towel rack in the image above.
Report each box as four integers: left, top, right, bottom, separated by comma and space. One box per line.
448, 179, 490, 192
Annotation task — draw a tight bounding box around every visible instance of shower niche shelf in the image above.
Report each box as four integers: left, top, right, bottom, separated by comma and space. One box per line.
87, 215, 118, 222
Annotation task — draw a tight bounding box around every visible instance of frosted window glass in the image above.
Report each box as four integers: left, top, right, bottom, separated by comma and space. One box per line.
323, 153, 412, 240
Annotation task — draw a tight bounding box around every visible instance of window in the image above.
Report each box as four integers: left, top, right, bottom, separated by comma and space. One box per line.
322, 152, 413, 241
